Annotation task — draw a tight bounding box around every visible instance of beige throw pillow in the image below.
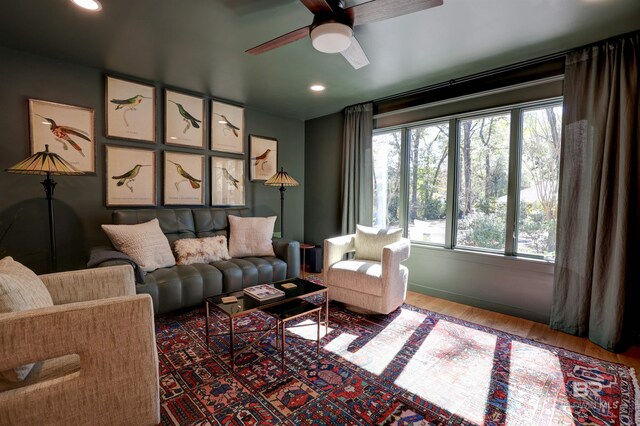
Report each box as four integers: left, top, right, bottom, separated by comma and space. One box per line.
354, 224, 403, 262
102, 219, 176, 272
228, 215, 276, 258
0, 256, 54, 382
174, 236, 231, 265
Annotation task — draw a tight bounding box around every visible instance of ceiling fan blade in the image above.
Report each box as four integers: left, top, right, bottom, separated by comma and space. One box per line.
246, 26, 310, 55
347, 0, 443, 27
340, 36, 370, 69
299, 0, 334, 14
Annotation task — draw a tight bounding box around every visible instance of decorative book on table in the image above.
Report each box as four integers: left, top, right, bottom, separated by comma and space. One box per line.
243, 284, 285, 303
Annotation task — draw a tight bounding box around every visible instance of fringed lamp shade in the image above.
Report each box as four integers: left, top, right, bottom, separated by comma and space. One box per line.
5, 145, 84, 272
265, 167, 300, 187
264, 167, 299, 237
6, 145, 83, 175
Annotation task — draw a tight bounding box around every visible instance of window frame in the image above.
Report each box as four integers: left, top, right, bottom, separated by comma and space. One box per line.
372, 96, 563, 261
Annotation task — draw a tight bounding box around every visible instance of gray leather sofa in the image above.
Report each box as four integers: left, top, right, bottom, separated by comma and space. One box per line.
90, 207, 300, 314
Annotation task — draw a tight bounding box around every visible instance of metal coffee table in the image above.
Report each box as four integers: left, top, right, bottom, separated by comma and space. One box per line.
204, 277, 328, 371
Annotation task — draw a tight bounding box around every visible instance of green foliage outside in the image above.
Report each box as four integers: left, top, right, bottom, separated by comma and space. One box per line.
372, 105, 562, 259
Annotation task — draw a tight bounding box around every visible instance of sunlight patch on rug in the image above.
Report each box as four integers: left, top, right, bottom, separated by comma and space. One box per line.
327, 308, 426, 375
395, 319, 497, 424
506, 341, 571, 424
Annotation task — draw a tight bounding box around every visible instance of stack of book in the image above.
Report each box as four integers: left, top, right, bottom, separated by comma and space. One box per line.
243, 284, 285, 303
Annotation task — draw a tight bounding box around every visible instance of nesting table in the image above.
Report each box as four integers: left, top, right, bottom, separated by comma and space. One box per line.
204, 278, 329, 372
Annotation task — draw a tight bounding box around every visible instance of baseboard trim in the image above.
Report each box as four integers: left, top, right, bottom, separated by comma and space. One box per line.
408, 281, 550, 324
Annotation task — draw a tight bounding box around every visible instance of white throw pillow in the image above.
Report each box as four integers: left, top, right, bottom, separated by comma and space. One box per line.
354, 224, 403, 262
228, 215, 276, 258
174, 236, 231, 265
0, 256, 54, 382
102, 219, 176, 272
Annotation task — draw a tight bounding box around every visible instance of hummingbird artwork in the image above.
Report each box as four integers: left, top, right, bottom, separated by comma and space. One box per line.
221, 167, 239, 189
167, 159, 201, 191
251, 149, 271, 171
111, 164, 150, 193
36, 114, 89, 158
213, 113, 240, 137
168, 100, 201, 134
110, 94, 151, 127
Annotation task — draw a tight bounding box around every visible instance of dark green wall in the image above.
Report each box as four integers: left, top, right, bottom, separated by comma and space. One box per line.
303, 111, 343, 246
0, 46, 304, 274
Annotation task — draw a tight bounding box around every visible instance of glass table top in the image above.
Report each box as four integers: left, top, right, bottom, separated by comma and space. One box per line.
206, 278, 326, 317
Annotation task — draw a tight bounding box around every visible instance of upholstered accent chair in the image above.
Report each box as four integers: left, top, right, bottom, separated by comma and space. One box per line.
323, 227, 411, 315
0, 265, 160, 426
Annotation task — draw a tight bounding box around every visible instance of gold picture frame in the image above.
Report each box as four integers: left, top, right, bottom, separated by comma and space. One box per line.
105, 145, 156, 206
163, 151, 205, 205
211, 101, 244, 154
105, 75, 156, 143
211, 156, 244, 206
29, 99, 95, 173
249, 135, 278, 181
165, 89, 205, 149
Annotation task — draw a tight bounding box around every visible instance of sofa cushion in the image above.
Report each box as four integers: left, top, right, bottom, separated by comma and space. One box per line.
354, 224, 403, 262
174, 236, 231, 265
228, 215, 276, 258
0, 256, 54, 382
102, 219, 176, 272
327, 259, 383, 297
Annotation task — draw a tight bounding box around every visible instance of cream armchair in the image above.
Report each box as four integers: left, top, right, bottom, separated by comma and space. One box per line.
0, 265, 160, 426
324, 234, 411, 314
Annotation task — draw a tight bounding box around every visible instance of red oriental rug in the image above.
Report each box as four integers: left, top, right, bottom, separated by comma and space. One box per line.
156, 287, 639, 425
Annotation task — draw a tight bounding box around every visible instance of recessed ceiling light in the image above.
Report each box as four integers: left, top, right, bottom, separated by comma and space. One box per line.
169, 136, 178, 140
310, 85, 325, 92
71, 0, 102, 11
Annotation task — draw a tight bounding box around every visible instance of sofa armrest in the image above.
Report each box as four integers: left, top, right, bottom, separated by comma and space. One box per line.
39, 265, 136, 305
272, 238, 300, 279
381, 238, 411, 284
0, 294, 159, 426
323, 234, 355, 273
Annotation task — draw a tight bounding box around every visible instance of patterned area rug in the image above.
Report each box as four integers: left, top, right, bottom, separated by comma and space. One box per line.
156, 287, 639, 425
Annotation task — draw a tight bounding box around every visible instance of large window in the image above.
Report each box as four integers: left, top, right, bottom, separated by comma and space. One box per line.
457, 114, 510, 251
372, 130, 401, 229
408, 123, 449, 245
371, 100, 563, 261
517, 106, 562, 259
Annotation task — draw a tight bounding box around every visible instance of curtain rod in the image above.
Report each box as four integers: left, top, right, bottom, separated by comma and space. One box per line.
371, 50, 568, 105
346, 29, 640, 109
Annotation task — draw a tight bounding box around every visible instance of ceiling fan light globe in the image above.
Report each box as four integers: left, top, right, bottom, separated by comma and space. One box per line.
310, 23, 353, 53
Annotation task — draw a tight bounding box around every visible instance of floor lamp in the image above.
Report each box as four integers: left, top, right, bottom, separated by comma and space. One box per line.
6, 144, 84, 272
265, 167, 299, 237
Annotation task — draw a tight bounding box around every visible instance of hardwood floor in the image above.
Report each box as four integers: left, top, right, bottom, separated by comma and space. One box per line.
405, 290, 640, 372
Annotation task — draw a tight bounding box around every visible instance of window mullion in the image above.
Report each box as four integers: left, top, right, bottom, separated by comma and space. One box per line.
399, 128, 410, 237
444, 118, 457, 249
505, 108, 521, 256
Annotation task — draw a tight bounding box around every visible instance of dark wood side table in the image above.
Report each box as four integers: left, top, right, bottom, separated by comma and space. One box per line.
300, 243, 315, 278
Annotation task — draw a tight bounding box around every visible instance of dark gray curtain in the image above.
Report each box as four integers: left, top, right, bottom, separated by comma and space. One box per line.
550, 33, 640, 351
341, 103, 373, 235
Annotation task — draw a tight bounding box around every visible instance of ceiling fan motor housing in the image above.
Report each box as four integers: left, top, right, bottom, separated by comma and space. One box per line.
310, 10, 353, 53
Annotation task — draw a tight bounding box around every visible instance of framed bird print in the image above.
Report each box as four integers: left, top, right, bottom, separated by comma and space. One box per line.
105, 75, 156, 143
211, 156, 244, 206
105, 145, 156, 207
165, 90, 205, 148
163, 151, 204, 205
249, 135, 278, 181
211, 101, 244, 154
28, 99, 95, 173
